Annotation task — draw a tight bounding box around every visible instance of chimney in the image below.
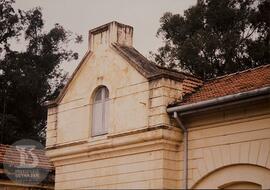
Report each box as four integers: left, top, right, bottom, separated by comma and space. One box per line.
88, 21, 133, 51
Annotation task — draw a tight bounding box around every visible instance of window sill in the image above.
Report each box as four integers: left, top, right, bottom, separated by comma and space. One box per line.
88, 133, 108, 142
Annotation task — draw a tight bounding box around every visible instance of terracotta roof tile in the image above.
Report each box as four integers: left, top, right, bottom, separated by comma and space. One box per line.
181, 64, 270, 105
0, 144, 54, 170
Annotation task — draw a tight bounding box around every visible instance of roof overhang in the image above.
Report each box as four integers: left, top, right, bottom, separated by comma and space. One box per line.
167, 86, 270, 116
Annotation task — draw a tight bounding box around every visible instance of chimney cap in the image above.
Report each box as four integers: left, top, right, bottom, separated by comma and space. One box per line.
88, 21, 133, 51
89, 21, 133, 34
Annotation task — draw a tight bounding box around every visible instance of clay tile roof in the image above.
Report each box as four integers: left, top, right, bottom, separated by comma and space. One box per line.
112, 43, 201, 82
181, 64, 270, 105
0, 144, 54, 170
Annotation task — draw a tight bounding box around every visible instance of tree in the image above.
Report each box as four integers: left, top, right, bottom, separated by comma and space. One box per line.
153, 0, 270, 79
0, 1, 81, 144
0, 0, 21, 53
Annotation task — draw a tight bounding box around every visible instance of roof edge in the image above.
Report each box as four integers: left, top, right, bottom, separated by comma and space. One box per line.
167, 86, 270, 114
111, 43, 151, 78
111, 43, 200, 82
206, 64, 270, 82
44, 50, 93, 107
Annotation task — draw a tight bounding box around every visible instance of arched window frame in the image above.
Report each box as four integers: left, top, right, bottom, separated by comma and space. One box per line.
91, 86, 109, 137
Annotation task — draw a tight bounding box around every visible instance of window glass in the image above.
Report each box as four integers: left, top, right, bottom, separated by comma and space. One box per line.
92, 86, 109, 136
94, 89, 102, 101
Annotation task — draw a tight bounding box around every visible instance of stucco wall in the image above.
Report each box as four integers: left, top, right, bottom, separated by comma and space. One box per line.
47, 127, 182, 189
49, 98, 270, 189
47, 59, 270, 189
149, 78, 182, 128
46, 43, 184, 189
47, 47, 150, 146
182, 98, 270, 189
46, 43, 184, 147
46, 21, 270, 188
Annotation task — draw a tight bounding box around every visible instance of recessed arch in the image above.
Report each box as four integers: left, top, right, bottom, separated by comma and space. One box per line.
91, 85, 110, 136
219, 181, 261, 189
192, 164, 270, 189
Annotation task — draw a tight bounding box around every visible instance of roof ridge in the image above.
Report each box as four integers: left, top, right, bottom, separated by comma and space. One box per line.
207, 64, 270, 82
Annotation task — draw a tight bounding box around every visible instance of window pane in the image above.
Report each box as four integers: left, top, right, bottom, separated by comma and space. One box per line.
104, 87, 109, 99
94, 89, 102, 101
104, 100, 110, 133
92, 102, 103, 136
92, 86, 109, 137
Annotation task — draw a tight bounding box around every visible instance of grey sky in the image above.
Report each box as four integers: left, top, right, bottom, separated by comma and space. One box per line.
14, 0, 196, 74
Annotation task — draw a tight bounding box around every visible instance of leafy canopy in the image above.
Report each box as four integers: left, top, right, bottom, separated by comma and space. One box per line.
153, 0, 270, 79
0, 0, 81, 144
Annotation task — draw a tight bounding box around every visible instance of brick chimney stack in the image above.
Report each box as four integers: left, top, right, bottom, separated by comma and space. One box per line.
88, 21, 133, 51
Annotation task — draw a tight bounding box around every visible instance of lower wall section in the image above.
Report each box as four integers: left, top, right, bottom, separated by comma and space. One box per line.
47, 100, 270, 189
186, 110, 270, 189
51, 139, 182, 189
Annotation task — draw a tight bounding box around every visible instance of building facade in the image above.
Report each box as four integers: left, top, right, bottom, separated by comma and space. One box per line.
45, 21, 270, 189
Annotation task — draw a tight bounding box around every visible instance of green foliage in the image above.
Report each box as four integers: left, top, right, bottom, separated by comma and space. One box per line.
0, 0, 81, 144
153, 0, 270, 79
0, 0, 21, 52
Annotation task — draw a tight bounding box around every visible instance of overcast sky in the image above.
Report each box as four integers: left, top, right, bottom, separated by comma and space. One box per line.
14, 0, 196, 74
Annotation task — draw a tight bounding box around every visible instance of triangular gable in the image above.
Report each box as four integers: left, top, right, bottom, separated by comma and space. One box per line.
45, 50, 92, 107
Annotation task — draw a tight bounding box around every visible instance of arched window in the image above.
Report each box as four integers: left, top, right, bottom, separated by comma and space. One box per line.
92, 86, 109, 136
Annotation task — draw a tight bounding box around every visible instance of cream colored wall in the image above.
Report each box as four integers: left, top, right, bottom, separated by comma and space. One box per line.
182, 99, 270, 189
149, 78, 182, 128
46, 43, 185, 189
46, 127, 183, 189
46, 23, 270, 189
194, 164, 268, 189
46, 106, 57, 147
47, 66, 270, 189
47, 47, 150, 146
46, 47, 184, 147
